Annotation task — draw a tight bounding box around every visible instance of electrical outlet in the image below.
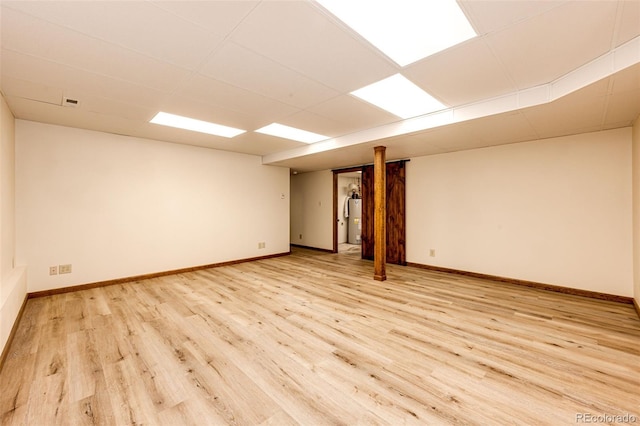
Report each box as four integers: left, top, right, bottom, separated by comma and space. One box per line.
299, 234, 302, 240
258, 242, 266, 249
429, 249, 436, 257
49, 266, 58, 275
59, 264, 72, 274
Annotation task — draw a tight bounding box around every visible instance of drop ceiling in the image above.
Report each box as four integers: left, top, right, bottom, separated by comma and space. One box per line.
1, 0, 639, 173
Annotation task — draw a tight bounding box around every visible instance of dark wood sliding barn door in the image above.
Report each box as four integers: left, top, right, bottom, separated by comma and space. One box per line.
361, 160, 406, 265
361, 165, 375, 260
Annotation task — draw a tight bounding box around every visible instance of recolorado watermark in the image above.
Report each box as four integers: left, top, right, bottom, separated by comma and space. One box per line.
576, 413, 638, 423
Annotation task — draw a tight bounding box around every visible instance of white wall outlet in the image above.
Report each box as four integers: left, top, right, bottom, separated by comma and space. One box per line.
49, 266, 58, 275
430, 249, 436, 257
258, 242, 266, 249
59, 264, 72, 274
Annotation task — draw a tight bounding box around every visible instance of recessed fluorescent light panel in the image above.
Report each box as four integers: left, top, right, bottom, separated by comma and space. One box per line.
315, 0, 476, 66
150, 112, 245, 138
351, 74, 447, 119
256, 123, 329, 144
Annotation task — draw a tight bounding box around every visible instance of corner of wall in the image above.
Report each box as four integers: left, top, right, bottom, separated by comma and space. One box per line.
632, 116, 640, 312
0, 92, 27, 357
0, 267, 27, 354
290, 170, 334, 250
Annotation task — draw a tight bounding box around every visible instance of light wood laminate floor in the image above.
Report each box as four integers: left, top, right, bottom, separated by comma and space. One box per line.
1, 248, 639, 425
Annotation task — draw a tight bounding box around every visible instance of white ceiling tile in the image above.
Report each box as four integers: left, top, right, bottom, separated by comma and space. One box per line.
177, 74, 299, 129
460, 0, 566, 35
1, 49, 169, 108
232, 131, 305, 156
3, 1, 224, 69
154, 95, 258, 132
81, 96, 156, 123
615, 0, 640, 46
486, 1, 619, 89
604, 88, 640, 125
275, 110, 345, 139
391, 123, 479, 155
229, 1, 397, 92
464, 112, 539, 145
306, 94, 399, 134
522, 93, 607, 138
404, 38, 516, 107
200, 41, 339, 109
6, 96, 145, 137
150, 1, 260, 38
378, 132, 450, 160
1, 8, 191, 92
1, 76, 63, 105
609, 63, 640, 94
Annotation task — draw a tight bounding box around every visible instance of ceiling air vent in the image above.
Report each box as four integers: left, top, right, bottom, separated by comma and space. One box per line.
62, 96, 80, 108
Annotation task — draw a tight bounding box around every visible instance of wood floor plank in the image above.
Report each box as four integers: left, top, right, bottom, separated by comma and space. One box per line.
1, 248, 639, 425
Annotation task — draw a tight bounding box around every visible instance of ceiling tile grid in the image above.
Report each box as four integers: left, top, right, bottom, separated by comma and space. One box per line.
614, 0, 640, 46
403, 37, 517, 107
0, 0, 638, 172
198, 41, 340, 110
150, 1, 261, 38
2, 8, 192, 93
482, 1, 620, 90
228, 1, 398, 92
2, 0, 226, 69
176, 74, 300, 128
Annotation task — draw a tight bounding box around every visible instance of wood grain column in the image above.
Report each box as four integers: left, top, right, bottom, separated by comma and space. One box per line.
374, 146, 386, 281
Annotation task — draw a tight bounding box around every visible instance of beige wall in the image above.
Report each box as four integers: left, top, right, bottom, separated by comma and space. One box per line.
15, 120, 290, 293
290, 170, 333, 250
0, 94, 27, 356
632, 117, 640, 306
407, 128, 633, 297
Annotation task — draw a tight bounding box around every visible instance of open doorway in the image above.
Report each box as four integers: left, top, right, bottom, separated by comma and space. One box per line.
333, 161, 407, 263
333, 168, 363, 254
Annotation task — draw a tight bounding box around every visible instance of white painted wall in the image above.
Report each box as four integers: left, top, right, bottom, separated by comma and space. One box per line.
15, 121, 290, 293
290, 170, 333, 250
407, 128, 633, 297
0, 94, 27, 356
632, 118, 640, 307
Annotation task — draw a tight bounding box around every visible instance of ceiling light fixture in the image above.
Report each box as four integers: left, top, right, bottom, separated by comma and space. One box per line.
351, 74, 447, 119
256, 123, 329, 144
315, 0, 476, 67
150, 112, 245, 138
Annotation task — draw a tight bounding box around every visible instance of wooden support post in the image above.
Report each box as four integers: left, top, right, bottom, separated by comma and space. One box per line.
374, 146, 386, 281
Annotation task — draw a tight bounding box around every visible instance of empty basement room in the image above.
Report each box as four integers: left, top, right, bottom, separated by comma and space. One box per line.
1, 1, 640, 425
